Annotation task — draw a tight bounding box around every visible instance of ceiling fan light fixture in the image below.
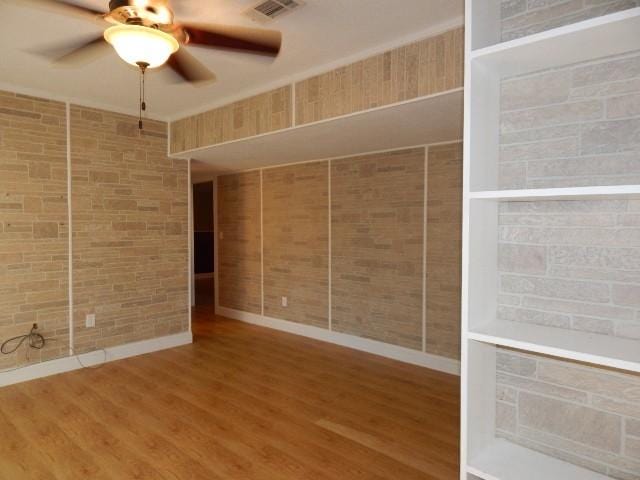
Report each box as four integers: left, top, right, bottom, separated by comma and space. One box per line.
104, 24, 179, 69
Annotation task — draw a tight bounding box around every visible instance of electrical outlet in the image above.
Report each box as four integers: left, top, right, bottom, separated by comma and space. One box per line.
85, 314, 96, 328
281, 296, 288, 307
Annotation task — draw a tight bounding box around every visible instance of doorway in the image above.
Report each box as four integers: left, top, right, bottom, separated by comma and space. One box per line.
192, 181, 215, 310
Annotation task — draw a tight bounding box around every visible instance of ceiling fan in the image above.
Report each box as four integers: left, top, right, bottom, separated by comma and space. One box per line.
19, 0, 283, 126
23, 0, 282, 82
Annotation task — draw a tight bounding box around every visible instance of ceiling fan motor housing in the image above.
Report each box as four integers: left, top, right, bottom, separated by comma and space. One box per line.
107, 0, 174, 27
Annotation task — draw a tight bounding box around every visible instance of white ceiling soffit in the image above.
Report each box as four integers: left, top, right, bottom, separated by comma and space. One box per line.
0, 0, 463, 120
185, 89, 464, 173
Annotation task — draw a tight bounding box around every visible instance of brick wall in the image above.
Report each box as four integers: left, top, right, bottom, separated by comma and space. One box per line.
331, 149, 425, 349
0, 90, 189, 369
501, 0, 640, 42
496, 349, 640, 479
170, 86, 292, 153
70, 106, 189, 352
295, 28, 464, 126
498, 198, 640, 341
500, 50, 640, 190
263, 162, 329, 327
217, 171, 262, 314
495, 29, 640, 479
170, 28, 464, 154
0, 91, 69, 368
217, 144, 463, 359
426, 143, 463, 359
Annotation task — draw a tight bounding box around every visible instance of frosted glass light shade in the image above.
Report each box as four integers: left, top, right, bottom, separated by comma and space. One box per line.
104, 25, 179, 69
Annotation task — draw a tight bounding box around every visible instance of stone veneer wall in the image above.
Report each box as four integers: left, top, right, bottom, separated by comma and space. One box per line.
217, 171, 262, 314
295, 27, 464, 126
496, 46, 640, 477
501, 0, 640, 42
262, 162, 329, 327
217, 144, 463, 360
0, 90, 189, 368
498, 199, 640, 341
170, 86, 292, 153
170, 27, 464, 154
499, 50, 640, 190
70, 106, 189, 353
426, 143, 463, 359
496, 349, 640, 479
331, 149, 425, 349
0, 91, 70, 368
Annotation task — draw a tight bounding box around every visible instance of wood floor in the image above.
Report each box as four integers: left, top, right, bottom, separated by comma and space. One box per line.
0, 309, 460, 480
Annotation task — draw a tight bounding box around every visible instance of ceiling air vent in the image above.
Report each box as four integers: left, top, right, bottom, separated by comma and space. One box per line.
244, 0, 304, 23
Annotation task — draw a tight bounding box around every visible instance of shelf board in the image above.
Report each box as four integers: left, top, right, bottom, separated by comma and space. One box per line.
469, 185, 640, 201
173, 89, 463, 173
468, 439, 612, 480
470, 7, 640, 77
467, 320, 640, 373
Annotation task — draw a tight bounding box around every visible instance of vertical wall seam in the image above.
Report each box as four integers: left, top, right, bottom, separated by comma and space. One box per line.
213, 176, 219, 313
328, 159, 332, 331
422, 146, 428, 353
167, 121, 172, 157
66, 102, 74, 355
260, 169, 265, 316
291, 82, 297, 127
187, 158, 193, 333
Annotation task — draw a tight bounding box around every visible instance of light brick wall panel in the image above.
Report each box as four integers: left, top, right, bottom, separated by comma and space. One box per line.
500, 51, 640, 189
426, 143, 463, 359
497, 198, 640, 340
170, 86, 292, 153
496, 349, 640, 479
70, 106, 188, 353
0, 91, 70, 369
331, 148, 425, 350
170, 29, 463, 153
295, 28, 464, 126
217, 171, 262, 314
262, 162, 329, 327
501, 0, 640, 42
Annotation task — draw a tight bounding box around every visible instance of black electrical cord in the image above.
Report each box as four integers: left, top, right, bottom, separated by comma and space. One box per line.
0, 323, 45, 355
0, 324, 107, 374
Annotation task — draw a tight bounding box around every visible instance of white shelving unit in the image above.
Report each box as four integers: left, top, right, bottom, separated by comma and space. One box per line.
461, 3, 640, 480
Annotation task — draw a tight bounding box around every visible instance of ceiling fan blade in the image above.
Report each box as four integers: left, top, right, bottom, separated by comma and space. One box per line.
30, 36, 111, 66
167, 48, 217, 84
17, 0, 106, 21
178, 23, 282, 57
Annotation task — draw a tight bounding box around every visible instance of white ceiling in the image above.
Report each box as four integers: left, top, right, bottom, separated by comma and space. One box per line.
0, 0, 463, 121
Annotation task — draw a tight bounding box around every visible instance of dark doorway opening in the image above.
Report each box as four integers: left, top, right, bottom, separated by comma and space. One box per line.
193, 181, 215, 309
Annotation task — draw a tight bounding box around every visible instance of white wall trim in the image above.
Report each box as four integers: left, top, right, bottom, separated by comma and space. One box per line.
218, 307, 460, 376
260, 170, 265, 316
66, 102, 74, 355
0, 331, 193, 388
422, 146, 429, 353
213, 177, 220, 310
327, 159, 332, 332
198, 139, 464, 178
188, 159, 195, 316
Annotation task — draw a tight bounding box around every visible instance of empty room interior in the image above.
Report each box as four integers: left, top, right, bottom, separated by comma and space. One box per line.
0, 0, 639, 479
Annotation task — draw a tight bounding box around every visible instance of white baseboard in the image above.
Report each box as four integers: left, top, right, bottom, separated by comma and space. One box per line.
0, 331, 193, 388
217, 307, 460, 376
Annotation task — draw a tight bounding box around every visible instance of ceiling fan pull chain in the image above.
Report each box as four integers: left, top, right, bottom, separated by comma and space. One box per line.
137, 61, 149, 130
